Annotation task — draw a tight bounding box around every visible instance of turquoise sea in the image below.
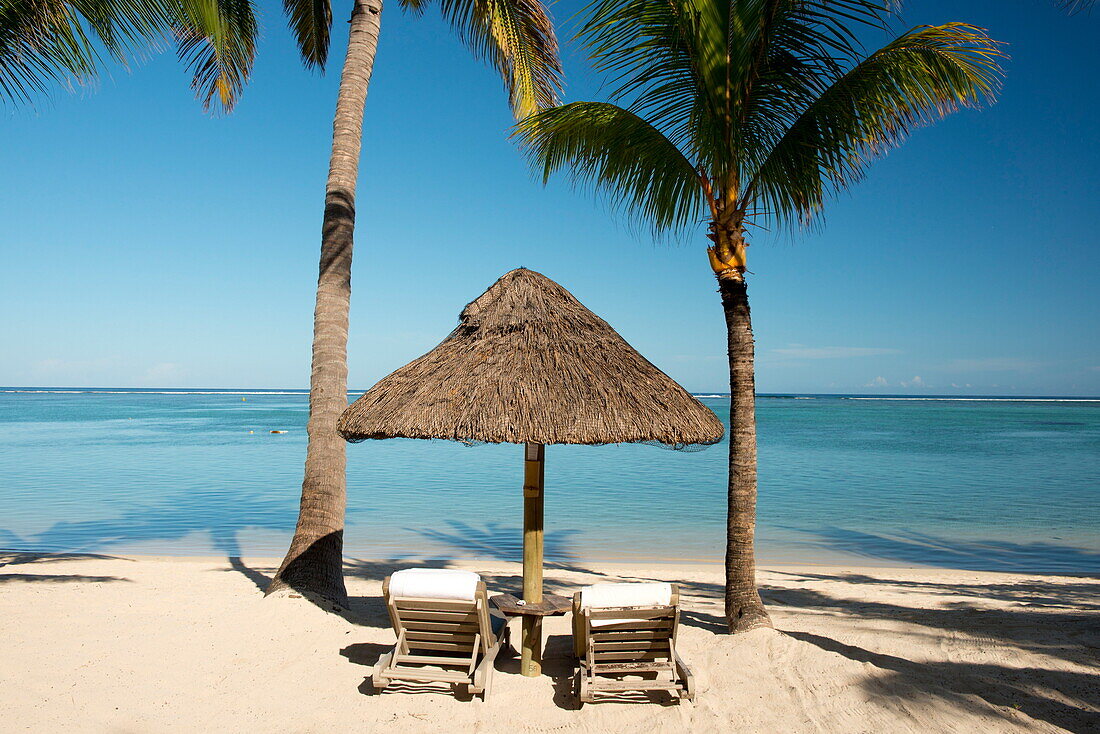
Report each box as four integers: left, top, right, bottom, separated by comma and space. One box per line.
1, 389, 1098, 573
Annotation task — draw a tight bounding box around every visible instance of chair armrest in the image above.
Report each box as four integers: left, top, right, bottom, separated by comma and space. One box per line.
572, 591, 584, 659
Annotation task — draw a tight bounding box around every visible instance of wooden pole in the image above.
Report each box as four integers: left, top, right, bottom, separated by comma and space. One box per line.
521, 442, 545, 676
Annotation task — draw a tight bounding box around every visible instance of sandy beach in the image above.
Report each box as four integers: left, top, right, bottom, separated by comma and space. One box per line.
1, 553, 1095, 733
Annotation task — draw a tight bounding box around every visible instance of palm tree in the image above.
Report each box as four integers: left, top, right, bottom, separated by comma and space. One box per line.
5, 0, 561, 608
516, 0, 1002, 632
263, 0, 561, 606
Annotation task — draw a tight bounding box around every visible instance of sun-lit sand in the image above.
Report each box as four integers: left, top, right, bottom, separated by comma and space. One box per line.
1, 553, 1096, 732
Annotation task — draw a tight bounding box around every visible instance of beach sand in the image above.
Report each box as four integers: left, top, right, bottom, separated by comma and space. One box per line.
0, 553, 1096, 733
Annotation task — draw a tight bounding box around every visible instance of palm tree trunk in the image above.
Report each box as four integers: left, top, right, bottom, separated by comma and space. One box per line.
266, 0, 383, 606
718, 271, 772, 633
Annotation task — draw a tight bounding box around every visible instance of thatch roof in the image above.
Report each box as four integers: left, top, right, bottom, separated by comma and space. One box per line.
338, 268, 724, 447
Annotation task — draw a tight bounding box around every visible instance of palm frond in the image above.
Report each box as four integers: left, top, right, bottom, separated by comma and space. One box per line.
0, 0, 173, 104
726, 1, 892, 191
744, 23, 1004, 225
407, 0, 562, 118
515, 101, 706, 232
573, 0, 897, 197
283, 0, 330, 69
175, 0, 258, 113
69, 0, 173, 55
576, 0, 723, 172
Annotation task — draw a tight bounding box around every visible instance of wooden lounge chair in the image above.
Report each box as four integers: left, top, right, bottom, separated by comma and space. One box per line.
372, 569, 509, 700
572, 582, 695, 705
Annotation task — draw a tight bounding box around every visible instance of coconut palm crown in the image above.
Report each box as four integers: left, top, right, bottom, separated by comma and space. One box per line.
0, 0, 257, 110
516, 0, 1003, 632
2, 0, 560, 118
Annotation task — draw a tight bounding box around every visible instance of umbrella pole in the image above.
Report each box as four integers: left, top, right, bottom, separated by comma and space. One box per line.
521, 442, 545, 677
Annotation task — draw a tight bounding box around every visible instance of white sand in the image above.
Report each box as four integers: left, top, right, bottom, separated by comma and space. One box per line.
1, 553, 1096, 733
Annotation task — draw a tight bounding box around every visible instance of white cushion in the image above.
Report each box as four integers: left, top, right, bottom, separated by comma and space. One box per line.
389, 568, 481, 601
579, 582, 673, 627
579, 582, 672, 610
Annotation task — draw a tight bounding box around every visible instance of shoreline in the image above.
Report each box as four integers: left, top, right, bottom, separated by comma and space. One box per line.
5, 548, 1097, 575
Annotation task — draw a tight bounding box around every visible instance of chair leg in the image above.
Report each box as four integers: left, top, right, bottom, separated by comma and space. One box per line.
673, 651, 695, 702
372, 651, 394, 690
481, 663, 494, 701
471, 630, 505, 701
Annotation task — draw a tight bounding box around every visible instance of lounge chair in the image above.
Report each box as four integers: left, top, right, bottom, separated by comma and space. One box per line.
372, 569, 509, 700
571, 582, 695, 704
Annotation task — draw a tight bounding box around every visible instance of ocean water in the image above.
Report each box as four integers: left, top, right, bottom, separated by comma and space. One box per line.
1, 389, 1098, 573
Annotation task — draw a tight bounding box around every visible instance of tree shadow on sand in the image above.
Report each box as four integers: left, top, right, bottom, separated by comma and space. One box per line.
758, 568, 1100, 733
787, 629, 1099, 733
0, 489, 291, 592
790, 526, 1100, 574
761, 573, 1100, 667
768, 568, 1100, 611
0, 550, 132, 584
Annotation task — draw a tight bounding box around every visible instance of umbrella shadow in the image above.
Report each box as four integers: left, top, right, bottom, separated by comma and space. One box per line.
342, 557, 449, 582
341, 557, 445, 628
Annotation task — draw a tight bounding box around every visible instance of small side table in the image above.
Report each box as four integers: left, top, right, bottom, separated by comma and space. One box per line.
490, 593, 571, 676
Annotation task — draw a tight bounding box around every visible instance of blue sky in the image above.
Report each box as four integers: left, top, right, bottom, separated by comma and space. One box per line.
1, 0, 1097, 395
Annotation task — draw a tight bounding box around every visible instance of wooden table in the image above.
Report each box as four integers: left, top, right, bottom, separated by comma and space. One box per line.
490, 593, 571, 676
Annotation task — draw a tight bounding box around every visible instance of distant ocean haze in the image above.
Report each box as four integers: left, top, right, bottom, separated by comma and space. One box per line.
1, 389, 1097, 574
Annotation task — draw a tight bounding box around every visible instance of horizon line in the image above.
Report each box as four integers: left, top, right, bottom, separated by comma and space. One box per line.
3, 386, 1099, 401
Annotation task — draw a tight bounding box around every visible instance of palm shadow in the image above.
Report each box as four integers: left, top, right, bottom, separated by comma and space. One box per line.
3, 489, 291, 591
766, 569, 1099, 732
0, 573, 131, 583
0, 550, 132, 584
764, 574, 1100, 668
0, 551, 123, 565
790, 526, 1100, 574
786, 629, 1100, 733
768, 569, 1100, 611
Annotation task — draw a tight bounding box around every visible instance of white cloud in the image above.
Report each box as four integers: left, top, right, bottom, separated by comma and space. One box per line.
773, 346, 902, 360
900, 376, 925, 388
864, 376, 889, 388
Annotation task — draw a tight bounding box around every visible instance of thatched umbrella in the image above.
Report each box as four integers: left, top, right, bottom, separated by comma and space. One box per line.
338, 268, 723, 675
